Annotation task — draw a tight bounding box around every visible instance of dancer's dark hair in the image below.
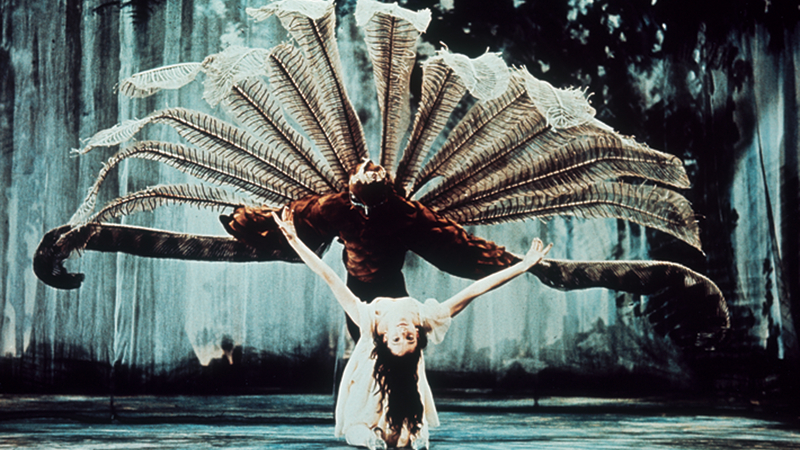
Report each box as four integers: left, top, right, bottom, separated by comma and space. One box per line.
371, 327, 428, 434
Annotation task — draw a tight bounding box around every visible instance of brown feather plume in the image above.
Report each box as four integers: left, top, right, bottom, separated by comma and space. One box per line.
411, 74, 533, 196
395, 56, 468, 194
225, 77, 338, 193
266, 44, 348, 189
250, 1, 368, 172
423, 122, 690, 211
444, 182, 702, 251
360, 7, 425, 172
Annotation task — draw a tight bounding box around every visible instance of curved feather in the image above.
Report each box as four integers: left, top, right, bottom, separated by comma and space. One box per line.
418, 105, 551, 208
357, 0, 430, 172
438, 50, 510, 101
445, 182, 702, 251
148, 108, 323, 198
522, 68, 595, 129
394, 57, 467, 194
225, 77, 338, 192
411, 73, 533, 196
117, 63, 203, 98
424, 123, 690, 211
74, 107, 325, 198
89, 184, 253, 224
73, 117, 151, 154
69, 141, 294, 226
200, 46, 271, 106
395, 50, 511, 194
266, 44, 347, 189
248, 0, 368, 173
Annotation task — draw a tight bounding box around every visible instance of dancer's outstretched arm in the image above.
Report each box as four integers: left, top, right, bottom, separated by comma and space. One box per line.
273, 208, 361, 324
442, 239, 552, 318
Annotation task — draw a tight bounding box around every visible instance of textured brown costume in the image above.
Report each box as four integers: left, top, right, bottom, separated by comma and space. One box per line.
223, 187, 518, 339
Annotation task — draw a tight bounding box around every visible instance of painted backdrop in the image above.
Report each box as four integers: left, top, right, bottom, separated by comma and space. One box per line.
1, 0, 798, 404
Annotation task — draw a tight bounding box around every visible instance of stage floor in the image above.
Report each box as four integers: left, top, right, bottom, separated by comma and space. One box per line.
1, 395, 798, 449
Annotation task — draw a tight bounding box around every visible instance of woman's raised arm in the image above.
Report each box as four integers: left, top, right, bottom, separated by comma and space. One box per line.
441, 238, 552, 318
272, 208, 361, 324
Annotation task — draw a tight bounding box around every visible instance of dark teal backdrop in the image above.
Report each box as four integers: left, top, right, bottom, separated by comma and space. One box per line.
0, 0, 797, 409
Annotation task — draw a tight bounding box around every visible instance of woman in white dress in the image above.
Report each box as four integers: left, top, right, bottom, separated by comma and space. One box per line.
273, 208, 551, 450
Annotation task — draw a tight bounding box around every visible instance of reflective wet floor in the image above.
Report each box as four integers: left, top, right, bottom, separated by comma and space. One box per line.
1, 395, 798, 449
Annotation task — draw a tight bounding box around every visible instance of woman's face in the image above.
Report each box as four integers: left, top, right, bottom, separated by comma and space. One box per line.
375, 297, 421, 356
383, 321, 418, 356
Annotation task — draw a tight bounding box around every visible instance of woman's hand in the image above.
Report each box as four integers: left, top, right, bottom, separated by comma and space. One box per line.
271, 206, 298, 242
522, 238, 552, 268
443, 237, 553, 318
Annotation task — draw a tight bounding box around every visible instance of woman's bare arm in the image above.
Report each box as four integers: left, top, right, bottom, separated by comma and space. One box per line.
441, 238, 552, 318
273, 208, 361, 324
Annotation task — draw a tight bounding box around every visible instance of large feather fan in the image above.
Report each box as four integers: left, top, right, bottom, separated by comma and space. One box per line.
63, 0, 728, 345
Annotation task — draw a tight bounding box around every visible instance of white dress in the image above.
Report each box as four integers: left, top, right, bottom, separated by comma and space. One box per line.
334, 297, 452, 447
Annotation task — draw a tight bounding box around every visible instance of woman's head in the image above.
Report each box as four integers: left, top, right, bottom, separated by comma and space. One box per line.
375, 296, 424, 356
383, 319, 419, 356
372, 327, 428, 434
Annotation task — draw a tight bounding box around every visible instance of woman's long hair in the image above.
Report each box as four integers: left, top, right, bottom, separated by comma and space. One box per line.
371, 327, 428, 434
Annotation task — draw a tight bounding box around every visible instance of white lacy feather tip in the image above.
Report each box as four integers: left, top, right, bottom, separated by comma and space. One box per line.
201, 46, 271, 106
68, 182, 100, 227
72, 118, 151, 155
522, 69, 595, 129
246, 0, 332, 22
118, 63, 203, 98
438, 49, 509, 101
355, 0, 431, 32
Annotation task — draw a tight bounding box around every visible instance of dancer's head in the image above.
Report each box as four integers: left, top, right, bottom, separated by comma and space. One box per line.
383, 320, 419, 356
375, 296, 426, 356
348, 159, 390, 217
372, 327, 429, 435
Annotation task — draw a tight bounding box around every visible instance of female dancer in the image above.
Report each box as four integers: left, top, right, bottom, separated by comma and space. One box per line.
273, 208, 551, 450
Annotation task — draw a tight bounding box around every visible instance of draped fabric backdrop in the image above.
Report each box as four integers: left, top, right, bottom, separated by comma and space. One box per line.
0, 0, 798, 403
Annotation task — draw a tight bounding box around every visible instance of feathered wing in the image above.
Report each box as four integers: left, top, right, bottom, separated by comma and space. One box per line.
411, 65, 698, 249
445, 182, 702, 251
422, 122, 690, 211
415, 68, 599, 204
88, 184, 253, 224
395, 50, 510, 194
248, 0, 368, 174
356, 0, 431, 172
530, 259, 730, 347
117, 62, 204, 98
69, 141, 295, 226
67, 106, 335, 226
266, 44, 348, 188
116, 46, 271, 106
75, 107, 324, 196
410, 71, 529, 196
225, 76, 338, 193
